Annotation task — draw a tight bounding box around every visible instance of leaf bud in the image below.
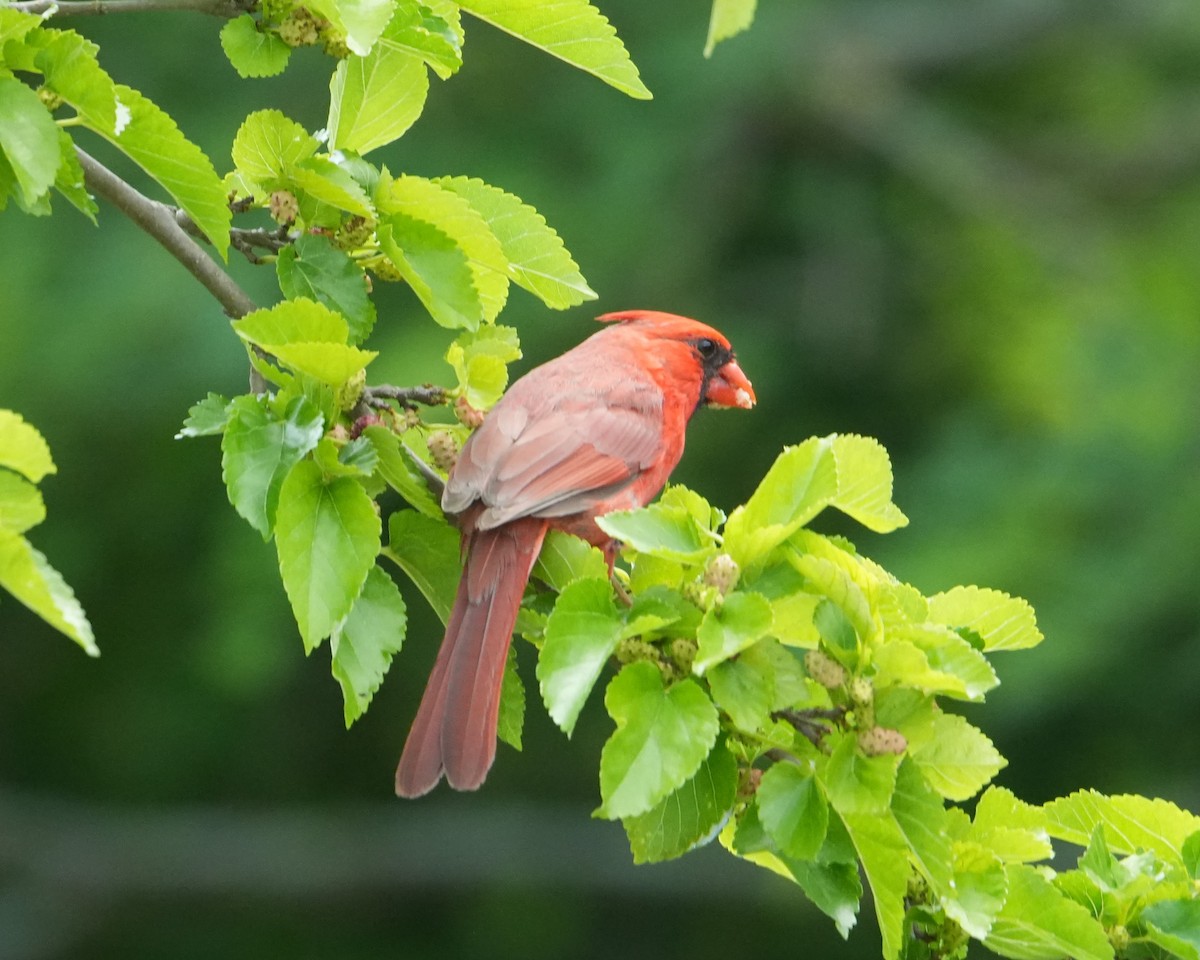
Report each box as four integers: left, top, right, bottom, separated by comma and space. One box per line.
804, 649, 847, 689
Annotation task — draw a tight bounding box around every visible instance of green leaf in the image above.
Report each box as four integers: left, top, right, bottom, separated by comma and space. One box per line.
1144, 899, 1200, 960
497, 645, 525, 750
757, 763, 829, 860
230, 109, 318, 184
927, 585, 1043, 652
909, 712, 1005, 802
327, 31, 429, 154
232, 298, 377, 388
1183, 830, 1200, 880
970, 787, 1053, 863
984, 864, 1113, 960
52, 128, 97, 222
306, 0, 396, 55
692, 591, 773, 674
822, 732, 900, 815
0, 529, 96, 655
220, 394, 324, 538
1042, 791, 1200, 863
723, 438, 839, 567
96, 84, 231, 258
826, 435, 908, 533
445, 324, 522, 409
842, 811, 911, 960
384, 0, 463, 78
531, 530, 608, 593
277, 234, 376, 343
377, 216, 483, 330
176, 393, 231, 439
220, 14, 292, 78
537, 577, 623, 736
330, 564, 406, 726
378, 174, 509, 322
623, 741, 737, 864
724, 436, 907, 568
274, 460, 381, 651
289, 156, 375, 221
0, 471, 46, 534
34, 30, 117, 135
0, 76, 60, 208
889, 760, 957, 902
595, 499, 714, 563
704, 0, 757, 57
598, 661, 720, 819
0, 410, 56, 482
435, 176, 596, 308
457, 0, 651, 100
707, 654, 772, 732
363, 427, 442, 518
0, 9, 41, 44
384, 509, 461, 623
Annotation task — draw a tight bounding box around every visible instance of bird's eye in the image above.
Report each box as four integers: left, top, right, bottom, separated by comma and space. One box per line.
695, 338, 717, 359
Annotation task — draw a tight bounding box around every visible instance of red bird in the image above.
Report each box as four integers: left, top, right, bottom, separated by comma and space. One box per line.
395, 310, 756, 798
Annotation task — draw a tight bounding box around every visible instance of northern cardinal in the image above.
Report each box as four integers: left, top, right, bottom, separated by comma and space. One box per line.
395, 310, 756, 797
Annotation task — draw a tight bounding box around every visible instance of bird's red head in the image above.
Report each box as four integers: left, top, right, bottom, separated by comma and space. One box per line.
596, 309, 756, 411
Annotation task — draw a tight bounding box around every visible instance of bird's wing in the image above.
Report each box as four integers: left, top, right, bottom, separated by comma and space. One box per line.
444, 370, 664, 529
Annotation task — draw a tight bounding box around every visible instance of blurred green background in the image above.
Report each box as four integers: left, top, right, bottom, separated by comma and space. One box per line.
3, 1, 1200, 956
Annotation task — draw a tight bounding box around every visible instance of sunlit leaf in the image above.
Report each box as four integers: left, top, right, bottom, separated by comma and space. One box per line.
220, 14, 292, 78
457, 0, 651, 99
275, 460, 381, 651
927, 585, 1043, 652
231, 109, 319, 184
704, 0, 756, 57
0, 529, 96, 655
384, 508, 461, 623
598, 661, 719, 819
377, 216, 482, 329
623, 740, 737, 864
537, 577, 622, 736
327, 30, 429, 154
0, 410, 56, 482
984, 865, 1113, 960
692, 591, 773, 674
436, 176, 596, 308
0, 76, 60, 208
757, 763, 828, 860
330, 564, 406, 725
909, 712, 1006, 802
0, 471, 46, 534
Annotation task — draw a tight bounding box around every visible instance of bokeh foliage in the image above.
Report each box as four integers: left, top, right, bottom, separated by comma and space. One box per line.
2, 1, 1200, 957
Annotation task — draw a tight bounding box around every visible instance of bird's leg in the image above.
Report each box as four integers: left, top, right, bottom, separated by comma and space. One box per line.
602, 540, 633, 606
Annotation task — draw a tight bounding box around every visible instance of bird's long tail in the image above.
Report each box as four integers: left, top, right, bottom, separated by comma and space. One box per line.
395, 517, 548, 797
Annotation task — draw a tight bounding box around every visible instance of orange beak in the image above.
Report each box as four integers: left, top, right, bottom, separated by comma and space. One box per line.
705, 359, 756, 410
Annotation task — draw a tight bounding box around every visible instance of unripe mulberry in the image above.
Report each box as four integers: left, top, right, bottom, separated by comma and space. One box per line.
369, 257, 404, 282
277, 8, 321, 47
454, 395, 486, 430
669, 637, 697, 673
268, 190, 299, 225
616, 637, 658, 664
857, 726, 907, 757
427, 430, 459, 473
336, 215, 374, 250
805, 649, 847, 689
702, 553, 740, 595
849, 676, 873, 706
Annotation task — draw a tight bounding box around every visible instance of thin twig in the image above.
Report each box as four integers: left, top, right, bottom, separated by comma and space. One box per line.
771, 707, 846, 749
173, 208, 292, 265
75, 147, 265, 390
362, 384, 448, 409
8, 0, 252, 15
